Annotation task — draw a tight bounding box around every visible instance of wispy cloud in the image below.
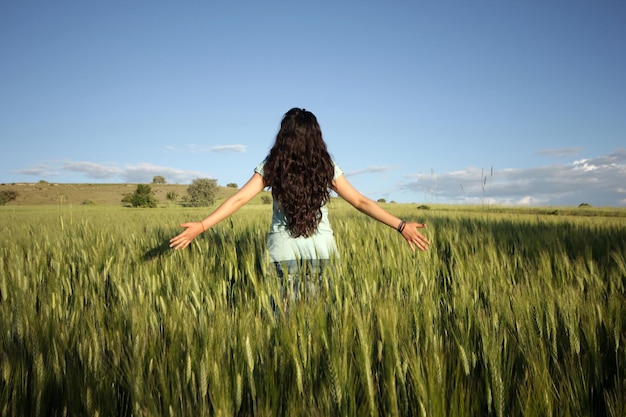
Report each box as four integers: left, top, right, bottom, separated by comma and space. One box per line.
61, 161, 123, 179
208, 144, 247, 153
17, 160, 210, 184
168, 144, 247, 153
13, 164, 60, 178
112, 163, 209, 183
536, 147, 584, 158
403, 149, 626, 207
345, 165, 397, 177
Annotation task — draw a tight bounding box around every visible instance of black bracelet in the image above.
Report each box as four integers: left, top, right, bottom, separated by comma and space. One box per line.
396, 220, 406, 233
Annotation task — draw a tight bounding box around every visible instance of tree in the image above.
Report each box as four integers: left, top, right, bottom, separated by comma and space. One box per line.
0, 190, 18, 205
152, 176, 166, 184
186, 178, 217, 207
123, 184, 157, 208
226, 183, 238, 188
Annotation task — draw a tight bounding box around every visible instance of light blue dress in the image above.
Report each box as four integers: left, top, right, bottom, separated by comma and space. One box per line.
254, 160, 344, 263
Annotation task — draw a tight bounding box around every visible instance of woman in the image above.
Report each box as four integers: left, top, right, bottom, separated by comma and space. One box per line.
170, 108, 430, 273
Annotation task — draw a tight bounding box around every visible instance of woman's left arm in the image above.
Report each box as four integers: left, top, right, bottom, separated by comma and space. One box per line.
332, 174, 430, 252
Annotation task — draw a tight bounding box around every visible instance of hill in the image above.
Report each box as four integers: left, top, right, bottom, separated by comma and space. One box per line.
0, 181, 261, 206
2, 182, 625, 219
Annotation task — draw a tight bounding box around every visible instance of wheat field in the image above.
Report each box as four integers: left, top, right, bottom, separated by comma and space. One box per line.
1, 203, 625, 416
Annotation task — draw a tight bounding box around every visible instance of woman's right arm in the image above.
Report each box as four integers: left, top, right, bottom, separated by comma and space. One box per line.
170, 173, 265, 249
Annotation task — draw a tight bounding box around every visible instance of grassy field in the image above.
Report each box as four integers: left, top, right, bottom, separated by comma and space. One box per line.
1, 195, 625, 416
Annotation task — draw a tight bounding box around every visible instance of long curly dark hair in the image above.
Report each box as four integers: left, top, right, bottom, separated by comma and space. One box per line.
263, 108, 335, 238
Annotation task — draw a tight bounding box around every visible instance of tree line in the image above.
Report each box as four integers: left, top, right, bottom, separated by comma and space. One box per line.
123, 177, 229, 208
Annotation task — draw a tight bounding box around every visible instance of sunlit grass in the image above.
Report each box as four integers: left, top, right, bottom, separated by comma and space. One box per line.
1, 204, 625, 416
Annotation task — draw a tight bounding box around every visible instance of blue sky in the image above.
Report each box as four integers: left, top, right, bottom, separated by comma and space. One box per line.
1, 0, 625, 206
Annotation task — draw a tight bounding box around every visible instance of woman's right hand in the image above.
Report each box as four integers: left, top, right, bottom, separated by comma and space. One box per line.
169, 222, 205, 250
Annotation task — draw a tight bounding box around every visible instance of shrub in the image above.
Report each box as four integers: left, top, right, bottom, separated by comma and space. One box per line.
0, 190, 18, 205
123, 184, 157, 208
186, 178, 217, 207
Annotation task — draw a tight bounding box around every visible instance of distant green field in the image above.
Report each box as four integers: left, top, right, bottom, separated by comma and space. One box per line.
1, 203, 625, 416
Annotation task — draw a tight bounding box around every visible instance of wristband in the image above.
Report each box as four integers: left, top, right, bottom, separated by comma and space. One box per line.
396, 220, 406, 233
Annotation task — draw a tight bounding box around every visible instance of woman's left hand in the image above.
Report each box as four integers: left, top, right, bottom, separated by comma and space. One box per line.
401, 222, 430, 252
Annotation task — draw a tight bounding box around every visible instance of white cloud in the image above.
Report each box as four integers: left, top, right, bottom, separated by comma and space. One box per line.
14, 160, 210, 184
118, 163, 209, 183
537, 147, 584, 158
61, 161, 123, 179
14, 165, 59, 178
170, 144, 247, 153
165, 144, 248, 154
403, 149, 626, 207
345, 165, 397, 177
516, 196, 547, 206
208, 144, 247, 153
